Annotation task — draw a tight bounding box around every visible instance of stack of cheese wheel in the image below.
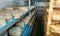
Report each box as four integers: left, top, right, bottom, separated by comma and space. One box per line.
0, 14, 6, 28
4, 12, 13, 22
9, 27, 21, 36
52, 9, 60, 21
12, 10, 21, 18
16, 22, 24, 29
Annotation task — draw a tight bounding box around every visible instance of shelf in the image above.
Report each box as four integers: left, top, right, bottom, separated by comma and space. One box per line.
53, 5, 60, 8
31, 10, 35, 18
21, 22, 30, 36
30, 16, 35, 31
51, 25, 60, 33
0, 6, 35, 35
21, 9, 35, 36
46, 2, 60, 8
22, 26, 30, 36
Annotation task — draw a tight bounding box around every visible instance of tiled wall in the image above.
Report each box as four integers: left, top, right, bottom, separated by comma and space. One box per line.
0, 0, 30, 9
0, 0, 13, 10
0, 0, 47, 10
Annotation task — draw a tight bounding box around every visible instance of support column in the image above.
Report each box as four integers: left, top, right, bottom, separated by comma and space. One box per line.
46, 0, 54, 36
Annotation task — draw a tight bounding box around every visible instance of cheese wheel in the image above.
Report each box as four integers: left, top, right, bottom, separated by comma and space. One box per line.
0, 15, 6, 28
9, 27, 21, 36
52, 21, 59, 25
5, 7, 14, 11
22, 19, 28, 24
4, 12, 13, 22
52, 9, 60, 20
55, 0, 60, 5
12, 10, 22, 18
18, 7, 28, 11
22, 17, 30, 24
16, 22, 24, 28
18, 7, 28, 15
51, 25, 60, 31
26, 16, 30, 20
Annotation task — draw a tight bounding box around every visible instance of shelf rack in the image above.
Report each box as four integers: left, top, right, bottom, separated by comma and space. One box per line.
46, 0, 60, 36
0, 6, 35, 35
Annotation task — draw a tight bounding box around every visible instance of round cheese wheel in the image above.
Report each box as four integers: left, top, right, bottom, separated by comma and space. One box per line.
22, 17, 30, 24
22, 19, 28, 24
9, 27, 21, 36
55, 0, 60, 5
5, 7, 14, 11
12, 10, 21, 18
0, 15, 6, 27
52, 10, 60, 20
18, 7, 28, 11
26, 16, 30, 20
4, 12, 13, 22
16, 22, 24, 28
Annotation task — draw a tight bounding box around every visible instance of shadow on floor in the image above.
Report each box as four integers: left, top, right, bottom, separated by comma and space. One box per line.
31, 19, 44, 36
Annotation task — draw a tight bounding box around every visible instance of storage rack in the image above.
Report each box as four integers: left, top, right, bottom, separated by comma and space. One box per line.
45, 0, 60, 36
0, 0, 35, 36
0, 6, 35, 35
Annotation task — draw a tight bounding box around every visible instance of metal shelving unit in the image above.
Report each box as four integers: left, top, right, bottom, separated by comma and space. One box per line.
0, 6, 35, 35
0, 0, 36, 36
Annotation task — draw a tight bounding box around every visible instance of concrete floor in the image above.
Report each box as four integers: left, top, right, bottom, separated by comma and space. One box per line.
31, 11, 44, 36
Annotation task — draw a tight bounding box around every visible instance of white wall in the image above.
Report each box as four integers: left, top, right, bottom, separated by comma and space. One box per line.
0, 0, 13, 10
